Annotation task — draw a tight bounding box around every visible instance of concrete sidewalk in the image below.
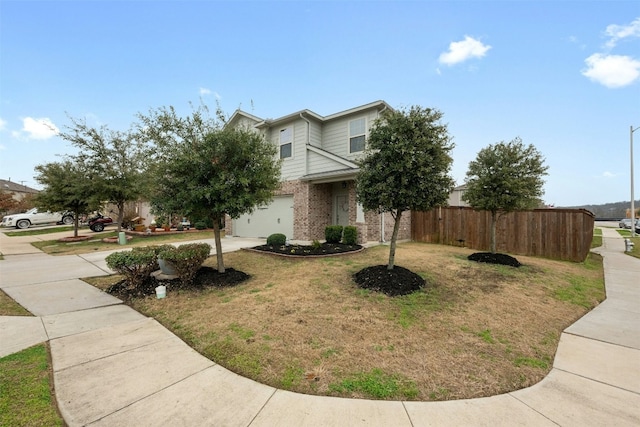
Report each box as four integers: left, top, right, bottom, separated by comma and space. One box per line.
0, 228, 638, 426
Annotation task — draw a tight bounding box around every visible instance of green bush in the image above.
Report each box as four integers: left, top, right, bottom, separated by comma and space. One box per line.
325, 226, 343, 243
106, 249, 157, 290
194, 221, 207, 230
342, 226, 358, 245
267, 233, 287, 246
192, 217, 215, 229
159, 243, 211, 285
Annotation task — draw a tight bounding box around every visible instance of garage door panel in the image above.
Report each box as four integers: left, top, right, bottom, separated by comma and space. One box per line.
234, 196, 293, 239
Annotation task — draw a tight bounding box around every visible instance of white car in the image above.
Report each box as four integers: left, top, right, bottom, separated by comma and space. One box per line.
1, 208, 74, 229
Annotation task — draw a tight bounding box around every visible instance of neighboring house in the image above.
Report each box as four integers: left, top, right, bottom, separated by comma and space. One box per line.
447, 184, 469, 207
225, 100, 411, 243
0, 179, 39, 202
1, 179, 39, 215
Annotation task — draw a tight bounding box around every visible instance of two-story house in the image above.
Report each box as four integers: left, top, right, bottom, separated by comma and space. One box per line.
224, 100, 411, 243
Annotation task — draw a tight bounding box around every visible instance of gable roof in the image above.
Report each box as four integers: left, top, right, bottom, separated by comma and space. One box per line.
234, 100, 393, 130
0, 179, 38, 194
226, 110, 264, 128
323, 100, 392, 121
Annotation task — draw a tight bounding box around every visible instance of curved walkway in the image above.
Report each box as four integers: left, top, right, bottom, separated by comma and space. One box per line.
0, 228, 638, 426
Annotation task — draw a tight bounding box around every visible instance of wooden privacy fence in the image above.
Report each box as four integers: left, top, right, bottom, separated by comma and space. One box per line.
411, 207, 595, 262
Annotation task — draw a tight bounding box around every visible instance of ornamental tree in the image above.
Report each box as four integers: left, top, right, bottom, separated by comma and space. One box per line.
0, 189, 17, 215
34, 159, 98, 237
139, 105, 281, 273
61, 117, 151, 232
356, 106, 455, 270
463, 137, 548, 253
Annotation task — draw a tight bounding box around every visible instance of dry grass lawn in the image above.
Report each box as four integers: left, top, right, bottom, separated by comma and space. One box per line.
86, 242, 604, 401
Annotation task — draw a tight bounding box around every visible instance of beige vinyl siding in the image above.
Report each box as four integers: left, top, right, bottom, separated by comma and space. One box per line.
320, 110, 379, 160
306, 150, 347, 175
276, 119, 307, 180
309, 120, 323, 147
236, 116, 259, 129
321, 118, 349, 156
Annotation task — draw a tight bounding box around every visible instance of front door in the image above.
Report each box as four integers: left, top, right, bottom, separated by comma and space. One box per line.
335, 195, 349, 227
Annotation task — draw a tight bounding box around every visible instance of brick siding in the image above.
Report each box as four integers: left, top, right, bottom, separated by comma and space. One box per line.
226, 178, 411, 243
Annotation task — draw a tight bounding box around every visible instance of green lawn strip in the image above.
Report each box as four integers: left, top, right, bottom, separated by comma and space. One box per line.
591, 228, 602, 248
4, 226, 75, 237
31, 230, 219, 255
550, 253, 604, 308
615, 230, 640, 259
329, 368, 419, 399
0, 344, 64, 427
553, 273, 605, 308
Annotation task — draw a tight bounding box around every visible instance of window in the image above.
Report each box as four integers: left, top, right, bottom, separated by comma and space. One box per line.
279, 127, 292, 159
349, 118, 366, 153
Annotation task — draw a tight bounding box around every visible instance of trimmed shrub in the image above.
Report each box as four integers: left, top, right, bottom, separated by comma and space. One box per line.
342, 226, 358, 245
158, 243, 211, 285
325, 226, 343, 244
194, 221, 207, 230
106, 249, 157, 290
267, 233, 287, 246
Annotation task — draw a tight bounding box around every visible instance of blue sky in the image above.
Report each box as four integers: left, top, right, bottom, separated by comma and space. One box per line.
1, 0, 638, 206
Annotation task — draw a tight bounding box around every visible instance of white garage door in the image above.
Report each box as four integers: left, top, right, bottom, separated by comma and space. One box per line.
234, 196, 294, 239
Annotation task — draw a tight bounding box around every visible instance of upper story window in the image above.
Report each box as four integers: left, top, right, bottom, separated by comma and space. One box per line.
349, 118, 366, 153
279, 127, 292, 159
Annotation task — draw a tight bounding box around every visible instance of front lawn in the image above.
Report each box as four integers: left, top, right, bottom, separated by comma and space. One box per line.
31, 230, 221, 255
0, 345, 64, 426
84, 242, 605, 401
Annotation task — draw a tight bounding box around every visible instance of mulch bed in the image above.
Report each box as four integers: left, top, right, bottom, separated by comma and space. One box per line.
468, 252, 522, 267
106, 266, 250, 300
248, 242, 363, 257
353, 265, 426, 297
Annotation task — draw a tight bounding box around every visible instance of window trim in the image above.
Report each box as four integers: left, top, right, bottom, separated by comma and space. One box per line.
348, 117, 366, 153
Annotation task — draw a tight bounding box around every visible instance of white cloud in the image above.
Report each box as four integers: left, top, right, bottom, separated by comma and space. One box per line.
20, 117, 59, 140
0, 144, 5, 151
604, 17, 640, 49
199, 88, 222, 100
582, 53, 640, 88
0, 118, 6, 131
439, 36, 491, 66
601, 171, 617, 178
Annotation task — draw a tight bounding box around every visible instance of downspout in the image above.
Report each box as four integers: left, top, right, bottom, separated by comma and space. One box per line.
377, 104, 387, 243
376, 104, 388, 119
300, 113, 311, 176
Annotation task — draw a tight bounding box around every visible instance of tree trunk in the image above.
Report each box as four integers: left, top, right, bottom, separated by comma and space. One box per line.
116, 202, 124, 233
74, 214, 79, 238
387, 209, 402, 270
490, 211, 497, 254
213, 215, 225, 273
